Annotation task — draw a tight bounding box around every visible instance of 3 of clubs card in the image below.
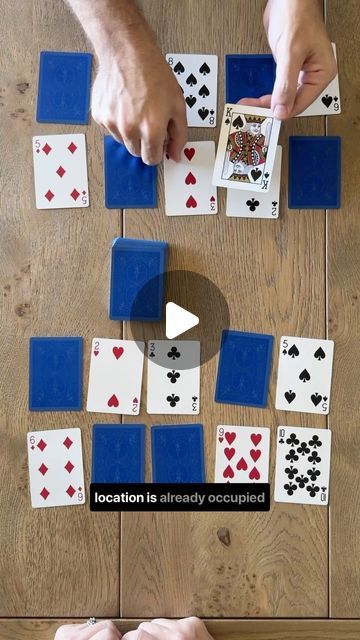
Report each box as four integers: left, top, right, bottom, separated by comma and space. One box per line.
164, 142, 218, 216
274, 426, 331, 505
166, 53, 218, 127
275, 336, 334, 414
215, 425, 270, 483
147, 340, 200, 415
32, 134, 89, 209
226, 145, 282, 218
86, 338, 145, 415
27, 428, 85, 508
213, 105, 281, 192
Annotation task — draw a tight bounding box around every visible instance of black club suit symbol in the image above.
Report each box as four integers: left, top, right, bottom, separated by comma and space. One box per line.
284, 482, 298, 496
167, 347, 181, 361
246, 198, 260, 212
166, 394, 180, 407
167, 370, 180, 384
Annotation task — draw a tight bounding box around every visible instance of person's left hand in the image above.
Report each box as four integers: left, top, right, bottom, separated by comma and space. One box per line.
55, 620, 122, 640
239, 0, 337, 119
122, 617, 214, 640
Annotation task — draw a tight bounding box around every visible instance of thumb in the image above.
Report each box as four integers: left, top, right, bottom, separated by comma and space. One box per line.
271, 49, 303, 119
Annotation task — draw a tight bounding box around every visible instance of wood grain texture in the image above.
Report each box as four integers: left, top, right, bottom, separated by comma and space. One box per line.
121, 0, 328, 619
326, 0, 360, 618
1, 619, 360, 640
0, 0, 120, 616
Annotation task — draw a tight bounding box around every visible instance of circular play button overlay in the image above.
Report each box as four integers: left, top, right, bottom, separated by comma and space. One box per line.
129, 269, 230, 369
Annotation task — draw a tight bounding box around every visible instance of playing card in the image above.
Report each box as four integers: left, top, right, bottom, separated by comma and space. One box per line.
215, 426, 270, 483
297, 44, 341, 117
104, 137, 157, 208
164, 142, 217, 216
226, 145, 282, 218
213, 105, 281, 192
151, 424, 205, 482
33, 134, 89, 209
92, 424, 145, 483
86, 338, 145, 415
147, 340, 200, 415
166, 53, 218, 127
274, 426, 331, 505
27, 428, 85, 508
275, 336, 334, 414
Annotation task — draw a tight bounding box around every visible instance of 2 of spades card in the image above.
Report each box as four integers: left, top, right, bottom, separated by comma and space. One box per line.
166, 53, 218, 127
147, 340, 200, 415
213, 104, 281, 192
275, 336, 334, 415
215, 425, 270, 483
274, 426, 331, 506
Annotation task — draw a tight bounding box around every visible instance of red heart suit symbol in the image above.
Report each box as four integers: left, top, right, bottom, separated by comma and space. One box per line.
251, 433, 262, 447
186, 195, 197, 208
107, 394, 119, 408
218, 437, 224, 443
225, 432, 236, 445
185, 171, 196, 185
113, 346, 124, 360
250, 449, 261, 462
93, 350, 99, 357
224, 447, 235, 461
249, 466, 260, 480
223, 465, 234, 479
236, 457, 248, 471
184, 147, 195, 161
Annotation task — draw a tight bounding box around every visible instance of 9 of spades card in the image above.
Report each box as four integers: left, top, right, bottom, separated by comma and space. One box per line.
274, 426, 331, 506
147, 340, 200, 415
213, 105, 281, 192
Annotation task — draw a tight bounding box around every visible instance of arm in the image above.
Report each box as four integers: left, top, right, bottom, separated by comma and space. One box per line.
66, 0, 187, 164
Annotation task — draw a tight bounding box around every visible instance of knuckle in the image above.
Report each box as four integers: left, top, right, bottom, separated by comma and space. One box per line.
138, 622, 149, 632
122, 121, 138, 139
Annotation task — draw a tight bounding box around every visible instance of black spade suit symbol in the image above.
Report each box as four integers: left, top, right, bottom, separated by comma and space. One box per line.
288, 344, 300, 358
199, 62, 210, 75
198, 84, 210, 98
232, 115, 244, 129
299, 368, 311, 382
186, 73, 197, 87
314, 347, 326, 361
173, 61, 185, 74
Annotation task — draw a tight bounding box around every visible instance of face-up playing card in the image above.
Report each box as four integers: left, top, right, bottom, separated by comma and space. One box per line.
226, 145, 282, 218
275, 336, 334, 414
297, 44, 341, 117
274, 426, 331, 505
164, 142, 218, 216
147, 340, 200, 415
86, 339, 145, 415
166, 53, 218, 127
32, 134, 89, 209
215, 426, 270, 483
27, 428, 85, 508
213, 105, 281, 193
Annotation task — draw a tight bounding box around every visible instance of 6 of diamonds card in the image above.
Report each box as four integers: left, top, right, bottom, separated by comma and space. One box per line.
164, 142, 217, 216
275, 336, 334, 415
32, 133, 89, 209
274, 426, 332, 505
213, 104, 281, 192
27, 428, 85, 508
215, 425, 270, 483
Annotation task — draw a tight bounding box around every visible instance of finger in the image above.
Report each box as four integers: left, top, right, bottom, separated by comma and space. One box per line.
136, 621, 172, 639
140, 127, 168, 166
122, 631, 153, 640
150, 619, 177, 628
166, 114, 188, 162
290, 68, 336, 117
271, 49, 303, 119
91, 628, 122, 640
237, 95, 271, 108
78, 621, 122, 640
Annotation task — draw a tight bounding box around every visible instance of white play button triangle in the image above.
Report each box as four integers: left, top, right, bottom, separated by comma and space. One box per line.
166, 302, 199, 339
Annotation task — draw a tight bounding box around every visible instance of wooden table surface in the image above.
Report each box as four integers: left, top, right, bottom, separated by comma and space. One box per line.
1, 0, 360, 637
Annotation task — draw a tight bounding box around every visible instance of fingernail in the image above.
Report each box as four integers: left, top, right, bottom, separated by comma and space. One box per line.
273, 105, 289, 119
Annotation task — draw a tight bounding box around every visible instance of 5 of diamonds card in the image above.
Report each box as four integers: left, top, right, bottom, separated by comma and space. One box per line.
32, 133, 89, 209
213, 104, 281, 192
27, 428, 85, 508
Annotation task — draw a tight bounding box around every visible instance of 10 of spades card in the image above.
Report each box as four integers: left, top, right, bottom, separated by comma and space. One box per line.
27, 428, 85, 508
213, 105, 281, 192
215, 425, 270, 483
274, 426, 331, 506
275, 336, 334, 415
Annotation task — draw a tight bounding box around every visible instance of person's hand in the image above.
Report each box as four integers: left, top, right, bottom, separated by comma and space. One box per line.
239, 0, 337, 118
122, 617, 214, 640
92, 39, 187, 165
55, 620, 121, 640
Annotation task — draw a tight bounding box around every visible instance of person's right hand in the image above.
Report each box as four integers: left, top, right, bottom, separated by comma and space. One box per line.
55, 620, 121, 640
122, 617, 214, 640
92, 41, 187, 166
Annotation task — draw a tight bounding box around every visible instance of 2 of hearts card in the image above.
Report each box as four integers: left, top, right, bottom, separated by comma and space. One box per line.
32, 134, 89, 209
86, 338, 145, 415
275, 336, 334, 415
27, 428, 85, 508
166, 53, 218, 127
164, 142, 217, 216
215, 426, 270, 483
213, 105, 281, 192
147, 340, 200, 415
274, 426, 331, 505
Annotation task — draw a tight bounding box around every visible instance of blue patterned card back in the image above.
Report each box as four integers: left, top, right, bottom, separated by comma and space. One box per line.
151, 424, 205, 483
